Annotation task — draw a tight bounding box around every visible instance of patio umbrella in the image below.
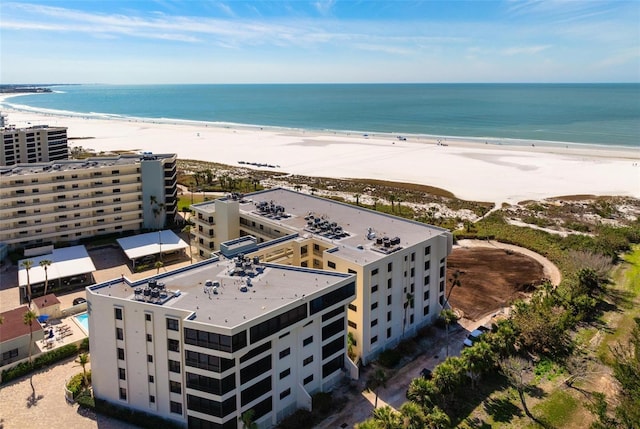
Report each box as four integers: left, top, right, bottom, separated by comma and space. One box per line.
37, 315, 50, 323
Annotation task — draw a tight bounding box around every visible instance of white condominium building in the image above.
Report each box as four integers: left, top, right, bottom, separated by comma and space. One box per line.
1, 125, 69, 166
0, 153, 177, 250
87, 256, 356, 429
191, 189, 453, 366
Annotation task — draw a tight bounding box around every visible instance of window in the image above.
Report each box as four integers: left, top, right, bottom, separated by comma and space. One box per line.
424, 276, 430, 286
240, 355, 271, 384
371, 268, 379, 275
371, 319, 378, 327
323, 318, 345, 340
119, 388, 127, 400
303, 356, 314, 366
440, 281, 445, 293
410, 315, 414, 324
145, 314, 151, 321
279, 368, 291, 379
348, 304, 357, 312
387, 311, 392, 322
185, 350, 234, 373
150, 395, 155, 403
146, 334, 153, 342
322, 355, 344, 378
166, 318, 179, 331
387, 295, 392, 305
170, 381, 182, 394
371, 336, 378, 344
116, 327, 123, 340
240, 341, 271, 364
411, 252, 415, 261
424, 290, 430, 301
168, 359, 181, 373
149, 375, 154, 383
170, 401, 182, 415
348, 320, 357, 329
327, 261, 336, 269
387, 279, 392, 289
303, 336, 313, 347
187, 372, 236, 396
372, 302, 379, 310
387, 262, 393, 272
425, 246, 431, 255
280, 388, 291, 399
411, 268, 415, 277
117, 348, 125, 360
114, 308, 123, 320
322, 337, 343, 359
279, 348, 291, 359
371, 284, 378, 293
387, 328, 392, 338
440, 266, 445, 278
425, 261, 430, 270
423, 306, 430, 316
168, 339, 180, 352
118, 368, 126, 380
303, 375, 314, 385
147, 354, 153, 363
240, 376, 271, 406
322, 307, 342, 322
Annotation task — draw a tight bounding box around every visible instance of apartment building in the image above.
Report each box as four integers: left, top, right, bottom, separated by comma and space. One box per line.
0, 153, 177, 250
191, 189, 453, 365
87, 256, 356, 429
1, 125, 69, 165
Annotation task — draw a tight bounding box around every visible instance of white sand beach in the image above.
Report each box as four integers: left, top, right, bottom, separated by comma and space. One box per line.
2, 102, 639, 204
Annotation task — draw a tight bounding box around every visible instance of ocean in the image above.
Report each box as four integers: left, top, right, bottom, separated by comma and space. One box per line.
3, 83, 639, 148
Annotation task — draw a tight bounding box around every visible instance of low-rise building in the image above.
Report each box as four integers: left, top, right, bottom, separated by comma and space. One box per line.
0, 306, 44, 368
88, 256, 356, 428
190, 189, 453, 366
0, 153, 177, 250
1, 124, 68, 166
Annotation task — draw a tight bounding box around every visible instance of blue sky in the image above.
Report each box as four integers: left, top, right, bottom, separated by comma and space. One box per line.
1, 1, 638, 84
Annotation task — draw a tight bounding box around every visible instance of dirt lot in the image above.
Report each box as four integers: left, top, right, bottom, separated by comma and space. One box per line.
447, 247, 546, 321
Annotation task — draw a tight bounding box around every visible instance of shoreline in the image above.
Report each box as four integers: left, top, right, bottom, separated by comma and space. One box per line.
1, 95, 639, 204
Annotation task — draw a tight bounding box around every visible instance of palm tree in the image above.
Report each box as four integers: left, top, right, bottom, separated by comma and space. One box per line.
372, 405, 400, 429
354, 193, 361, 206
445, 269, 462, 308
402, 292, 414, 338
40, 259, 52, 296
366, 368, 388, 408
347, 331, 357, 361
406, 377, 437, 409
239, 409, 257, 429
461, 341, 496, 388
182, 225, 193, 263
23, 309, 37, 362
21, 259, 34, 306
399, 402, 426, 429
155, 261, 164, 275
440, 309, 458, 357
76, 353, 90, 386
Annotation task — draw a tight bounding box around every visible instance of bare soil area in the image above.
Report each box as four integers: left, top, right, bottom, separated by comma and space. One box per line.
448, 247, 546, 321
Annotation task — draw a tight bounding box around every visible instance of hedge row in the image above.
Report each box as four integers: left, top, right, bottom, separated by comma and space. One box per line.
67, 371, 92, 399
2, 343, 79, 384
93, 398, 183, 429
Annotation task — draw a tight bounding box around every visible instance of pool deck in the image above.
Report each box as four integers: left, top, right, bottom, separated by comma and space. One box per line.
37, 314, 87, 353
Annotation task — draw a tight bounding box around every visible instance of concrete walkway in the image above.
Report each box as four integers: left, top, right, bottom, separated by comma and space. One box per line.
0, 357, 137, 429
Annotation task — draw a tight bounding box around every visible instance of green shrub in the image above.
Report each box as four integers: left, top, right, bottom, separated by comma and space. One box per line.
94, 398, 182, 429
67, 371, 92, 398
79, 337, 90, 352
277, 409, 314, 429
378, 348, 402, 368
312, 391, 333, 415
76, 390, 95, 409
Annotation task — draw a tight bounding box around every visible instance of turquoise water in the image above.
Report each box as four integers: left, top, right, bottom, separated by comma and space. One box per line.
74, 312, 89, 333
4, 83, 639, 147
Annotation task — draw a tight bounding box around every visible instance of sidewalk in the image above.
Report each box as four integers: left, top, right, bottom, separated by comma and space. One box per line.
0, 357, 137, 429
315, 321, 478, 429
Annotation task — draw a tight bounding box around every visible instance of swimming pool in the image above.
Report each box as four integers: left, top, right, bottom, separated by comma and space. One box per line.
74, 312, 89, 334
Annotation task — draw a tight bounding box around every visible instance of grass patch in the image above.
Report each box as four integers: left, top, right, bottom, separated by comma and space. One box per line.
533, 358, 564, 382
529, 389, 580, 428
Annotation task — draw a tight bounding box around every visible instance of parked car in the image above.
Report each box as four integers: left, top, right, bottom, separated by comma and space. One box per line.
73, 297, 87, 306
420, 368, 433, 379
463, 325, 490, 347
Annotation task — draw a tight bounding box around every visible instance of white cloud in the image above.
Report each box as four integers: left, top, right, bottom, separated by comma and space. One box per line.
501, 45, 551, 56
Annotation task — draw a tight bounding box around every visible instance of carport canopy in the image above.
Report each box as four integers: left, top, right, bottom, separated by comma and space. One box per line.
117, 230, 188, 264
18, 245, 96, 287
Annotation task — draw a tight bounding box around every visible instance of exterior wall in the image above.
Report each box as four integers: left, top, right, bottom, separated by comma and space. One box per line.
0, 154, 177, 249
1, 126, 68, 166
88, 272, 355, 429
0, 332, 44, 367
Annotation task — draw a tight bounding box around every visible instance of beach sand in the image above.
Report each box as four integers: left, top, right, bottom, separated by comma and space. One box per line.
1, 101, 638, 204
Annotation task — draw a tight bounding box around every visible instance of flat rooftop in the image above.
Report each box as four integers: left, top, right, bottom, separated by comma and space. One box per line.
196, 188, 449, 264
89, 256, 352, 329
0, 153, 175, 177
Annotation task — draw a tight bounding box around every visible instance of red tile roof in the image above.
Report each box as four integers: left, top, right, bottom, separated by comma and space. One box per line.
0, 306, 44, 343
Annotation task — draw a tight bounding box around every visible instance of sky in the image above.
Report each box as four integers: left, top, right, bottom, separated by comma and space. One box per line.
1, 0, 639, 84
